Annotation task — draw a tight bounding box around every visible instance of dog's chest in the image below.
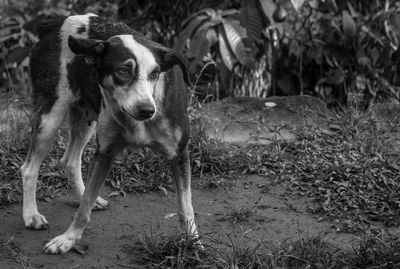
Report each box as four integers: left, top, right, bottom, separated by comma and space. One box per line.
123, 120, 180, 157
124, 121, 150, 145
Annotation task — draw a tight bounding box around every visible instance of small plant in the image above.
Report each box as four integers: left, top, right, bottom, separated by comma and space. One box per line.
220, 206, 256, 226
215, 235, 265, 269
128, 231, 207, 269
348, 229, 400, 267
174, 0, 304, 99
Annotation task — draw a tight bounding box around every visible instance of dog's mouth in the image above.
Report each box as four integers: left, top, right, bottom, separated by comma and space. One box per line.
119, 107, 150, 121
120, 107, 136, 119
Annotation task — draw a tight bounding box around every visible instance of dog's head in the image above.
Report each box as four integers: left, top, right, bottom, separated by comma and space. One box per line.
68, 34, 189, 121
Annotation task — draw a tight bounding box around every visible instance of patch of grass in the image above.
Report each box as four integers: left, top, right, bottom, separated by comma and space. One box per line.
188, 105, 400, 231
219, 207, 257, 225
279, 107, 400, 230
347, 229, 400, 267
124, 231, 209, 269
0, 137, 71, 206
107, 149, 173, 194
215, 235, 266, 269
268, 235, 343, 269
125, 229, 400, 268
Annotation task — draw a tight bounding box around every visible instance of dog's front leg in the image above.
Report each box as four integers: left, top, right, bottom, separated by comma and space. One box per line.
171, 146, 199, 237
43, 151, 116, 254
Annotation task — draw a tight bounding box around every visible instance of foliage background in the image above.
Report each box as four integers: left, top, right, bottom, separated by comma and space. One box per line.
1, 0, 400, 105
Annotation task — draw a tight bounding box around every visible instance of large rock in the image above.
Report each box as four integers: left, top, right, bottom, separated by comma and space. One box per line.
197, 95, 331, 145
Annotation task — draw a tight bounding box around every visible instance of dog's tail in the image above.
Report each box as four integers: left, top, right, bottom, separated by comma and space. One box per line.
24, 14, 66, 39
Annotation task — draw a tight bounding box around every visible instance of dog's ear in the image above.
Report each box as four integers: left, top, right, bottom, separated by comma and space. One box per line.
158, 48, 192, 86
68, 36, 106, 65
142, 39, 191, 86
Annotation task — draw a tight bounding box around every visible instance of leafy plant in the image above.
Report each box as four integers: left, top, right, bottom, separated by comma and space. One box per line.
174, 0, 304, 99
275, 0, 400, 105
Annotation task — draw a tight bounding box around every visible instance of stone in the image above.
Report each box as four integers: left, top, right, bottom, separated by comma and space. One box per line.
197, 95, 331, 145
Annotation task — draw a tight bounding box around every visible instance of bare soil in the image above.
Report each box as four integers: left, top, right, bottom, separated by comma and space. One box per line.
0, 175, 356, 269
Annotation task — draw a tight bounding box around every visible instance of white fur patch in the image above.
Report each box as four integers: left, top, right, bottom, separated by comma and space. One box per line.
59, 13, 97, 97
117, 35, 157, 75
116, 35, 159, 114
39, 14, 98, 137
39, 90, 72, 140
154, 73, 165, 112
124, 121, 152, 145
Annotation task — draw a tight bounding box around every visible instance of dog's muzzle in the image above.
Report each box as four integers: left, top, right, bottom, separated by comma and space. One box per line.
120, 103, 155, 121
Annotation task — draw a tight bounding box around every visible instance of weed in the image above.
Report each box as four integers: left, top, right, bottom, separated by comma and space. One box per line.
127, 231, 208, 269
269, 235, 343, 269
219, 207, 256, 225
125, 229, 400, 268
346, 229, 400, 267
215, 235, 265, 269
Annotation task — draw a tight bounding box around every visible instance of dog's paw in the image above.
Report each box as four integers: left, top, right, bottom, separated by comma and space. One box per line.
43, 232, 80, 254
24, 212, 49, 230
92, 196, 110, 210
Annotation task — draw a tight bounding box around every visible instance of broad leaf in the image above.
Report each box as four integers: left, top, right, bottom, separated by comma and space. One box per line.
342, 10, 356, 37
222, 18, 256, 69
240, 0, 265, 40
291, 0, 305, 10
218, 26, 236, 71
346, 2, 358, 18
259, 0, 276, 25
187, 22, 214, 73
388, 13, 400, 37
219, 9, 239, 17
4, 46, 32, 64
181, 8, 216, 30
386, 13, 400, 50
174, 14, 209, 52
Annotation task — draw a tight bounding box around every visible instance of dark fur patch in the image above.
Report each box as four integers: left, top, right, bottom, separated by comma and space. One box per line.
37, 16, 66, 39
77, 25, 87, 34
88, 16, 142, 40
67, 56, 102, 114
30, 18, 65, 114
99, 37, 138, 86
133, 35, 191, 86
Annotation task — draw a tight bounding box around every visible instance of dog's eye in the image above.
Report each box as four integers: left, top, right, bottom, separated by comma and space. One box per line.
116, 67, 129, 77
149, 70, 160, 80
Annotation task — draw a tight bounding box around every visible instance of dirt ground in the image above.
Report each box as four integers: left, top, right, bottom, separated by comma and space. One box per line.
0, 175, 356, 269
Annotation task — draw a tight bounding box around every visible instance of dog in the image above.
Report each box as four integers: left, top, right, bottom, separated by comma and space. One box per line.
20, 13, 199, 254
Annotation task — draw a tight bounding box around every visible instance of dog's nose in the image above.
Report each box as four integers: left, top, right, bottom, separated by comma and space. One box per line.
137, 103, 155, 119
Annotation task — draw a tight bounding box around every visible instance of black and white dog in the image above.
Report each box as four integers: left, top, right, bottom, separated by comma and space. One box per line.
21, 13, 198, 254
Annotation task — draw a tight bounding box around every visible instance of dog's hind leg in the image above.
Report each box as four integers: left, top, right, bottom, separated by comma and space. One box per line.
171, 145, 199, 237
60, 105, 109, 210
21, 95, 71, 229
